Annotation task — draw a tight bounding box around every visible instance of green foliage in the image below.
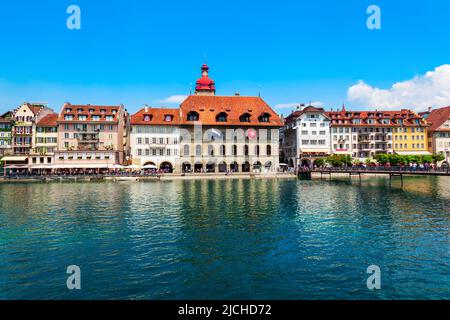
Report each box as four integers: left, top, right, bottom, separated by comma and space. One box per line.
432, 153, 445, 163
325, 154, 352, 167
314, 158, 327, 167
374, 153, 443, 165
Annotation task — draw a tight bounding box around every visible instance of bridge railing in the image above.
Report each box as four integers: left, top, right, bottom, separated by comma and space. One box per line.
307, 166, 450, 174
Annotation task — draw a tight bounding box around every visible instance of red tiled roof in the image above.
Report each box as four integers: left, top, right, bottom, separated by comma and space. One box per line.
179, 95, 283, 127
27, 104, 46, 115
58, 104, 122, 123
0, 116, 11, 123
37, 113, 58, 127
426, 106, 450, 132
284, 105, 328, 124
131, 108, 180, 125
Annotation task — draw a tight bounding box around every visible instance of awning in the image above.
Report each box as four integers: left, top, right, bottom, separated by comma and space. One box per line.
300, 149, 329, 153
54, 164, 110, 169
394, 151, 432, 156
125, 165, 140, 169
1, 156, 28, 162
141, 165, 157, 169
30, 165, 54, 169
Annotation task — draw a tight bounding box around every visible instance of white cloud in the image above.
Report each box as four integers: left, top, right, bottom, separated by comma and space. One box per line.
274, 101, 324, 110
347, 64, 450, 111
156, 95, 187, 104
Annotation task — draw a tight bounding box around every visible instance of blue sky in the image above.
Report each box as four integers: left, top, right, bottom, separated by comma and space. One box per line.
1, 0, 450, 115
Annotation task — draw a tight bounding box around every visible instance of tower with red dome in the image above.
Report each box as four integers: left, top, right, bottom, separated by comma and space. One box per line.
195, 64, 216, 96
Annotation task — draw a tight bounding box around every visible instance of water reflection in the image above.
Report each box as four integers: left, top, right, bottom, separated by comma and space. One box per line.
0, 177, 449, 299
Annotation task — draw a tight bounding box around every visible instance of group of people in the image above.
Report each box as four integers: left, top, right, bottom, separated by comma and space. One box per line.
2, 168, 164, 178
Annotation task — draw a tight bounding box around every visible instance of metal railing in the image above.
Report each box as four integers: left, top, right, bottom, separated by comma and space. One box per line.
306, 166, 450, 174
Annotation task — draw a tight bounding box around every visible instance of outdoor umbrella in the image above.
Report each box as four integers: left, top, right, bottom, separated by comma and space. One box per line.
141, 164, 157, 169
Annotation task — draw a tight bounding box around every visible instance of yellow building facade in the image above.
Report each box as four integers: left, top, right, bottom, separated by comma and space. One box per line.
393, 123, 429, 155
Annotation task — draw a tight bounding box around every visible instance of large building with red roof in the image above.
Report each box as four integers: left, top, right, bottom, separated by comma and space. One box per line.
280, 105, 331, 168
11, 103, 54, 156
54, 103, 127, 169
130, 107, 181, 172
426, 106, 450, 164
281, 104, 431, 168
129, 64, 284, 173
28, 113, 59, 168
326, 107, 429, 158
182, 65, 283, 173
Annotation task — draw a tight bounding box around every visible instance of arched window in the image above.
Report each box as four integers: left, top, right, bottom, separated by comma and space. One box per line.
183, 145, 190, 156
195, 145, 202, 156
216, 112, 228, 122
187, 111, 199, 121
258, 113, 271, 123
239, 113, 251, 123
232, 145, 237, 156
255, 145, 260, 156
220, 145, 226, 156
244, 145, 249, 156
266, 145, 271, 156
208, 145, 214, 156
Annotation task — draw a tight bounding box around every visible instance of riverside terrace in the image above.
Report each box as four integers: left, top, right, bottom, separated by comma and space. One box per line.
0, 164, 449, 183
0, 169, 296, 183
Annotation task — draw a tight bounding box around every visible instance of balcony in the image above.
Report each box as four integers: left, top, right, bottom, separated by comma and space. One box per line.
76, 132, 100, 144
147, 143, 167, 149
13, 131, 32, 136
12, 142, 32, 147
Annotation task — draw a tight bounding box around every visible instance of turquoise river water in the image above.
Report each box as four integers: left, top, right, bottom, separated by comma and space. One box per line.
0, 176, 449, 299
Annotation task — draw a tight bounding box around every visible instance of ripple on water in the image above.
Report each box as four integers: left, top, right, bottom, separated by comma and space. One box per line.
0, 177, 449, 300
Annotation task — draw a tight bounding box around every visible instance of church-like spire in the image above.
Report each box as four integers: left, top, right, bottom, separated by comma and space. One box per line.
195, 64, 216, 96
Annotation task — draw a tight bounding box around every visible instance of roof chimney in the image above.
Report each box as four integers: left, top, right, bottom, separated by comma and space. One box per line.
428, 106, 432, 112
235, 92, 240, 96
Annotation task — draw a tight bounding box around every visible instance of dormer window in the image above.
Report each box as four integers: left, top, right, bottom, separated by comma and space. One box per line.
78, 115, 87, 121
143, 115, 152, 122
164, 115, 173, 122
89, 109, 95, 113
64, 115, 73, 121
216, 112, 228, 122
187, 111, 199, 121
239, 113, 251, 123
77, 108, 83, 113
105, 115, 114, 121
100, 109, 106, 113
92, 115, 101, 121
111, 109, 117, 114
258, 113, 271, 123
65, 108, 72, 113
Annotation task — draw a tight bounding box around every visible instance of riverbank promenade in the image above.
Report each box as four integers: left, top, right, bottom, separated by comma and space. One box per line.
0, 171, 296, 183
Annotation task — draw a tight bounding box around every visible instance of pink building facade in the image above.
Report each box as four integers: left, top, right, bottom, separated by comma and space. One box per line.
54, 103, 127, 169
